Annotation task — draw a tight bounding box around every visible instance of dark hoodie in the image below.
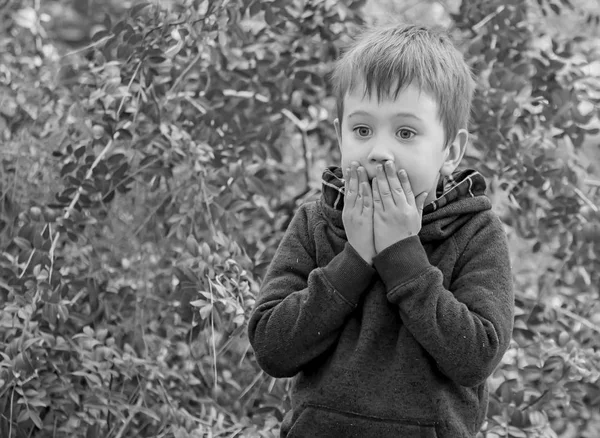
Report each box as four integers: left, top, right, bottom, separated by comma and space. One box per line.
248, 167, 514, 438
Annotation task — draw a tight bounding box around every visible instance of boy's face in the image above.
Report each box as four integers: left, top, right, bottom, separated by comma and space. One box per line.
334, 82, 467, 206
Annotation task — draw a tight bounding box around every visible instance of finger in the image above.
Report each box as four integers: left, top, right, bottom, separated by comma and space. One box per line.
346, 163, 359, 208
376, 164, 394, 209
359, 181, 372, 213
397, 169, 414, 207
357, 165, 369, 187
372, 177, 383, 210
357, 166, 370, 211
384, 160, 403, 204
416, 191, 428, 215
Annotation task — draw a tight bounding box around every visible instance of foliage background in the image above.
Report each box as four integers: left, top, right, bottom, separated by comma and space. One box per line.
1, 0, 600, 437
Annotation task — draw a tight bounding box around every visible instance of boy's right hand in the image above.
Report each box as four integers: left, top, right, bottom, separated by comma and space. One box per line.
343, 162, 376, 265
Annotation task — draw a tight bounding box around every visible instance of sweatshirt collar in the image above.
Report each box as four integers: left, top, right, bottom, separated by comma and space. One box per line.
321, 166, 487, 215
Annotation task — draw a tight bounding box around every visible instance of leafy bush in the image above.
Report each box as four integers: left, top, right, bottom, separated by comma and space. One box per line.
0, 0, 599, 437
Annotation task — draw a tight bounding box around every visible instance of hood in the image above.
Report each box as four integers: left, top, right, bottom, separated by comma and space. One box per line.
320, 166, 492, 243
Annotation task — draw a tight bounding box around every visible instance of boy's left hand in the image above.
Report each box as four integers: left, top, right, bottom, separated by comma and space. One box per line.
372, 160, 428, 254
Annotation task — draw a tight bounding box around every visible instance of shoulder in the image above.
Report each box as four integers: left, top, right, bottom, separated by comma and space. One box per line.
468, 208, 505, 231
293, 200, 321, 226
295, 199, 333, 228
283, 200, 323, 252
452, 209, 510, 261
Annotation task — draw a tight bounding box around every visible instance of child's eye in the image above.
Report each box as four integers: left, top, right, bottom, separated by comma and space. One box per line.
397, 128, 415, 140
353, 126, 372, 138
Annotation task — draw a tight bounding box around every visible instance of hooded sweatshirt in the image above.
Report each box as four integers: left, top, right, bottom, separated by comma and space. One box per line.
248, 167, 514, 438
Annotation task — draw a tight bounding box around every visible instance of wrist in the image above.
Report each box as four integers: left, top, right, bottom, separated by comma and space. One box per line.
376, 235, 411, 254
349, 243, 374, 265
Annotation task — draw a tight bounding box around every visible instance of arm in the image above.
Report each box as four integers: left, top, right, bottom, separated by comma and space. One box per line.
248, 203, 376, 378
373, 212, 514, 387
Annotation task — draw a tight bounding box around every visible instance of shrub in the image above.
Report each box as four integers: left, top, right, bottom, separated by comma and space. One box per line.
0, 0, 599, 437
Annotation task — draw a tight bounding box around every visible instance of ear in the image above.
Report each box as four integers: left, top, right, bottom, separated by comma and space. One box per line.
334, 118, 342, 149
440, 129, 468, 177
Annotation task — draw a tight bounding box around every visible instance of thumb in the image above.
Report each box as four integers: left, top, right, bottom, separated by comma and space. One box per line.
416, 192, 428, 214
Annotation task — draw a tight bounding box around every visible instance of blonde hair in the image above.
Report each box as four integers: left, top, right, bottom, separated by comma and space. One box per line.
331, 24, 475, 147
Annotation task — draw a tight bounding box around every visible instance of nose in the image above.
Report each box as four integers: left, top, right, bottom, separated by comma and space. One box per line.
367, 142, 395, 167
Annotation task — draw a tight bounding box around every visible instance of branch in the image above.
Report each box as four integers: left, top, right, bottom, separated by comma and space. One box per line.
114, 395, 143, 438
555, 307, 600, 336
168, 51, 203, 94
117, 61, 143, 118
61, 35, 112, 58
49, 140, 114, 283
472, 5, 506, 32
281, 108, 311, 195
521, 389, 550, 411
573, 185, 599, 213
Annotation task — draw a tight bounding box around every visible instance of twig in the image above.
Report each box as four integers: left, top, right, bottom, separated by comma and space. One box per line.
143, 16, 206, 41
49, 140, 114, 283
208, 277, 218, 391
132, 186, 183, 237
114, 395, 144, 438
61, 35, 113, 58
472, 5, 506, 32
281, 108, 311, 194
117, 61, 143, 118
238, 370, 264, 399
213, 425, 243, 437
101, 156, 163, 203
584, 179, 600, 187
555, 307, 600, 335
168, 51, 203, 94
222, 89, 269, 103
521, 389, 550, 411
9, 385, 14, 438
183, 95, 207, 114
573, 186, 598, 213
201, 173, 217, 236
18, 249, 36, 279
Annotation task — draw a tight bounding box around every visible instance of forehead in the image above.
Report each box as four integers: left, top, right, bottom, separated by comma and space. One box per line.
343, 82, 439, 121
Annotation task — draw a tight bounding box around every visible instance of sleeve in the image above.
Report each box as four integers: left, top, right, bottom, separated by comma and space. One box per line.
372, 211, 514, 387
247, 203, 376, 378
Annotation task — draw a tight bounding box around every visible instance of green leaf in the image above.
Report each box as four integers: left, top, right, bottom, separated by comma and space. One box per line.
61, 162, 77, 177
199, 303, 213, 319
13, 236, 32, 251
130, 2, 151, 17
507, 426, 526, 438
249, 1, 262, 16
92, 30, 110, 43
117, 44, 134, 60
265, 7, 277, 25
560, 0, 574, 8
186, 235, 199, 256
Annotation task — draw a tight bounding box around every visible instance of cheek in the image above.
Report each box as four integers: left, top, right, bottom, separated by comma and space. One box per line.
340, 141, 367, 162
403, 162, 440, 193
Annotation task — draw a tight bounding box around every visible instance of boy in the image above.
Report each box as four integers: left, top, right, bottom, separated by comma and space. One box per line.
248, 24, 514, 438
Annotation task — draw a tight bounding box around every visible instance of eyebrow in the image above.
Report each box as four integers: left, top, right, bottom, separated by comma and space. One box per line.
347, 110, 423, 122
